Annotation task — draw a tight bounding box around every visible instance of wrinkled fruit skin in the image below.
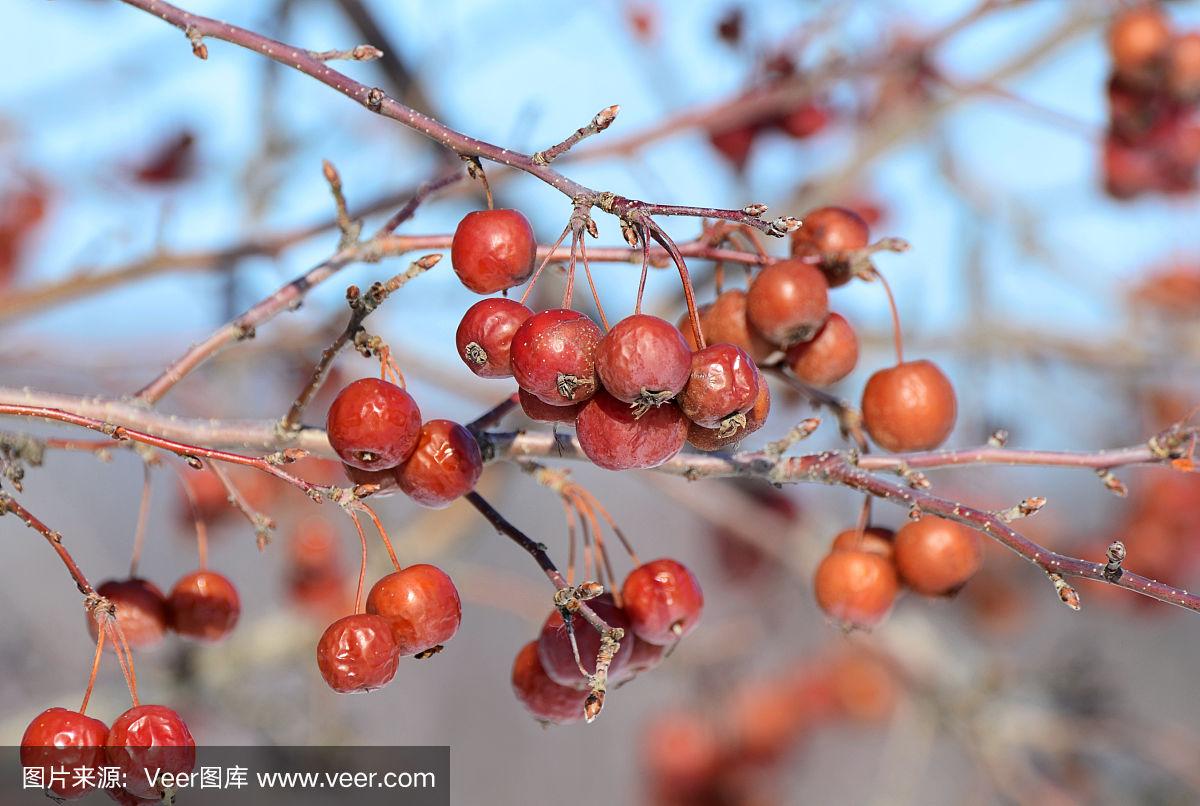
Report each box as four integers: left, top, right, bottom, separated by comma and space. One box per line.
537, 593, 634, 688
687, 369, 770, 452
861, 360, 957, 452
746, 259, 830, 346
894, 517, 983, 596
813, 550, 898, 630
366, 565, 462, 655
88, 578, 170, 651
395, 420, 483, 508
510, 309, 602, 405
518, 387, 581, 424
455, 298, 532, 378
785, 312, 859, 387
316, 613, 400, 693
595, 314, 692, 405
511, 641, 587, 724
701, 289, 775, 363
790, 205, 870, 287
326, 378, 422, 471
104, 705, 196, 800
21, 708, 109, 801
575, 390, 688, 470
450, 208, 537, 294
678, 343, 759, 430
621, 559, 704, 645
167, 570, 240, 641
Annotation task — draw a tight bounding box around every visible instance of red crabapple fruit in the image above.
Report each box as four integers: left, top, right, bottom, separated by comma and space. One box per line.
316, 613, 400, 693
104, 705, 196, 800
595, 314, 691, 411
21, 708, 109, 801
621, 559, 704, 645
511, 641, 588, 725
455, 297, 532, 378
575, 389, 688, 470
326, 378, 421, 471
861, 360, 957, 452
395, 420, 484, 508
167, 570, 240, 641
450, 209, 537, 294
366, 565, 462, 655
510, 309, 602, 405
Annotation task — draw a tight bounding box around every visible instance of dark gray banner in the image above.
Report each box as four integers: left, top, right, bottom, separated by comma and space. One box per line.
8, 746, 449, 805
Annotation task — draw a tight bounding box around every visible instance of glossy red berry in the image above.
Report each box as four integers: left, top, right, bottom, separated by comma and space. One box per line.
595, 314, 691, 409
813, 549, 898, 630
21, 708, 109, 801
511, 641, 587, 725
87, 578, 170, 651
575, 389, 688, 471
450, 208, 537, 294
621, 559, 704, 645
366, 565, 462, 655
455, 298, 532, 378
861, 360, 957, 452
326, 378, 421, 471
790, 206, 870, 287
341, 463, 400, 496
746, 259, 830, 346
701, 289, 775, 363
686, 367, 770, 452
167, 570, 240, 641
621, 634, 667, 679
518, 387, 582, 424
785, 312, 858, 386
316, 613, 400, 693
894, 517, 982, 596
830, 527, 895, 558
104, 705, 196, 800
678, 343, 759, 432
510, 309, 602, 405
394, 419, 483, 508
537, 593, 634, 688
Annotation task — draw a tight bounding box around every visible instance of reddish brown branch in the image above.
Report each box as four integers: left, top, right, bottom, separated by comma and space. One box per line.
0, 493, 95, 596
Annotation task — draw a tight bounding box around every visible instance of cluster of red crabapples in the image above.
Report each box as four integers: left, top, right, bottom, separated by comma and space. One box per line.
21, 703, 197, 803
449, 204, 956, 470
812, 516, 983, 632
1104, 3, 1200, 198
511, 558, 704, 725
87, 569, 241, 651
315, 563, 462, 693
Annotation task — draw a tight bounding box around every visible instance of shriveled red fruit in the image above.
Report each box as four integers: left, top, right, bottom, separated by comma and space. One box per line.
595, 314, 691, 410
341, 463, 400, 496
167, 570, 240, 641
326, 378, 421, 471
395, 420, 483, 508
1108, 4, 1172, 81
622, 559, 704, 645
894, 517, 982, 596
450, 208, 537, 294
861, 360, 957, 452
575, 389, 687, 470
518, 387, 581, 424
87, 578, 170, 651
511, 641, 587, 725
746, 259, 830, 346
813, 549, 898, 630
510, 309, 602, 405
104, 705, 196, 800
702, 289, 775, 362
316, 613, 400, 693
830, 527, 895, 558
686, 367, 770, 452
790, 206, 870, 287
455, 298, 532, 378
678, 343, 759, 433
537, 593, 634, 688
785, 312, 858, 386
21, 708, 109, 800
366, 565, 462, 655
